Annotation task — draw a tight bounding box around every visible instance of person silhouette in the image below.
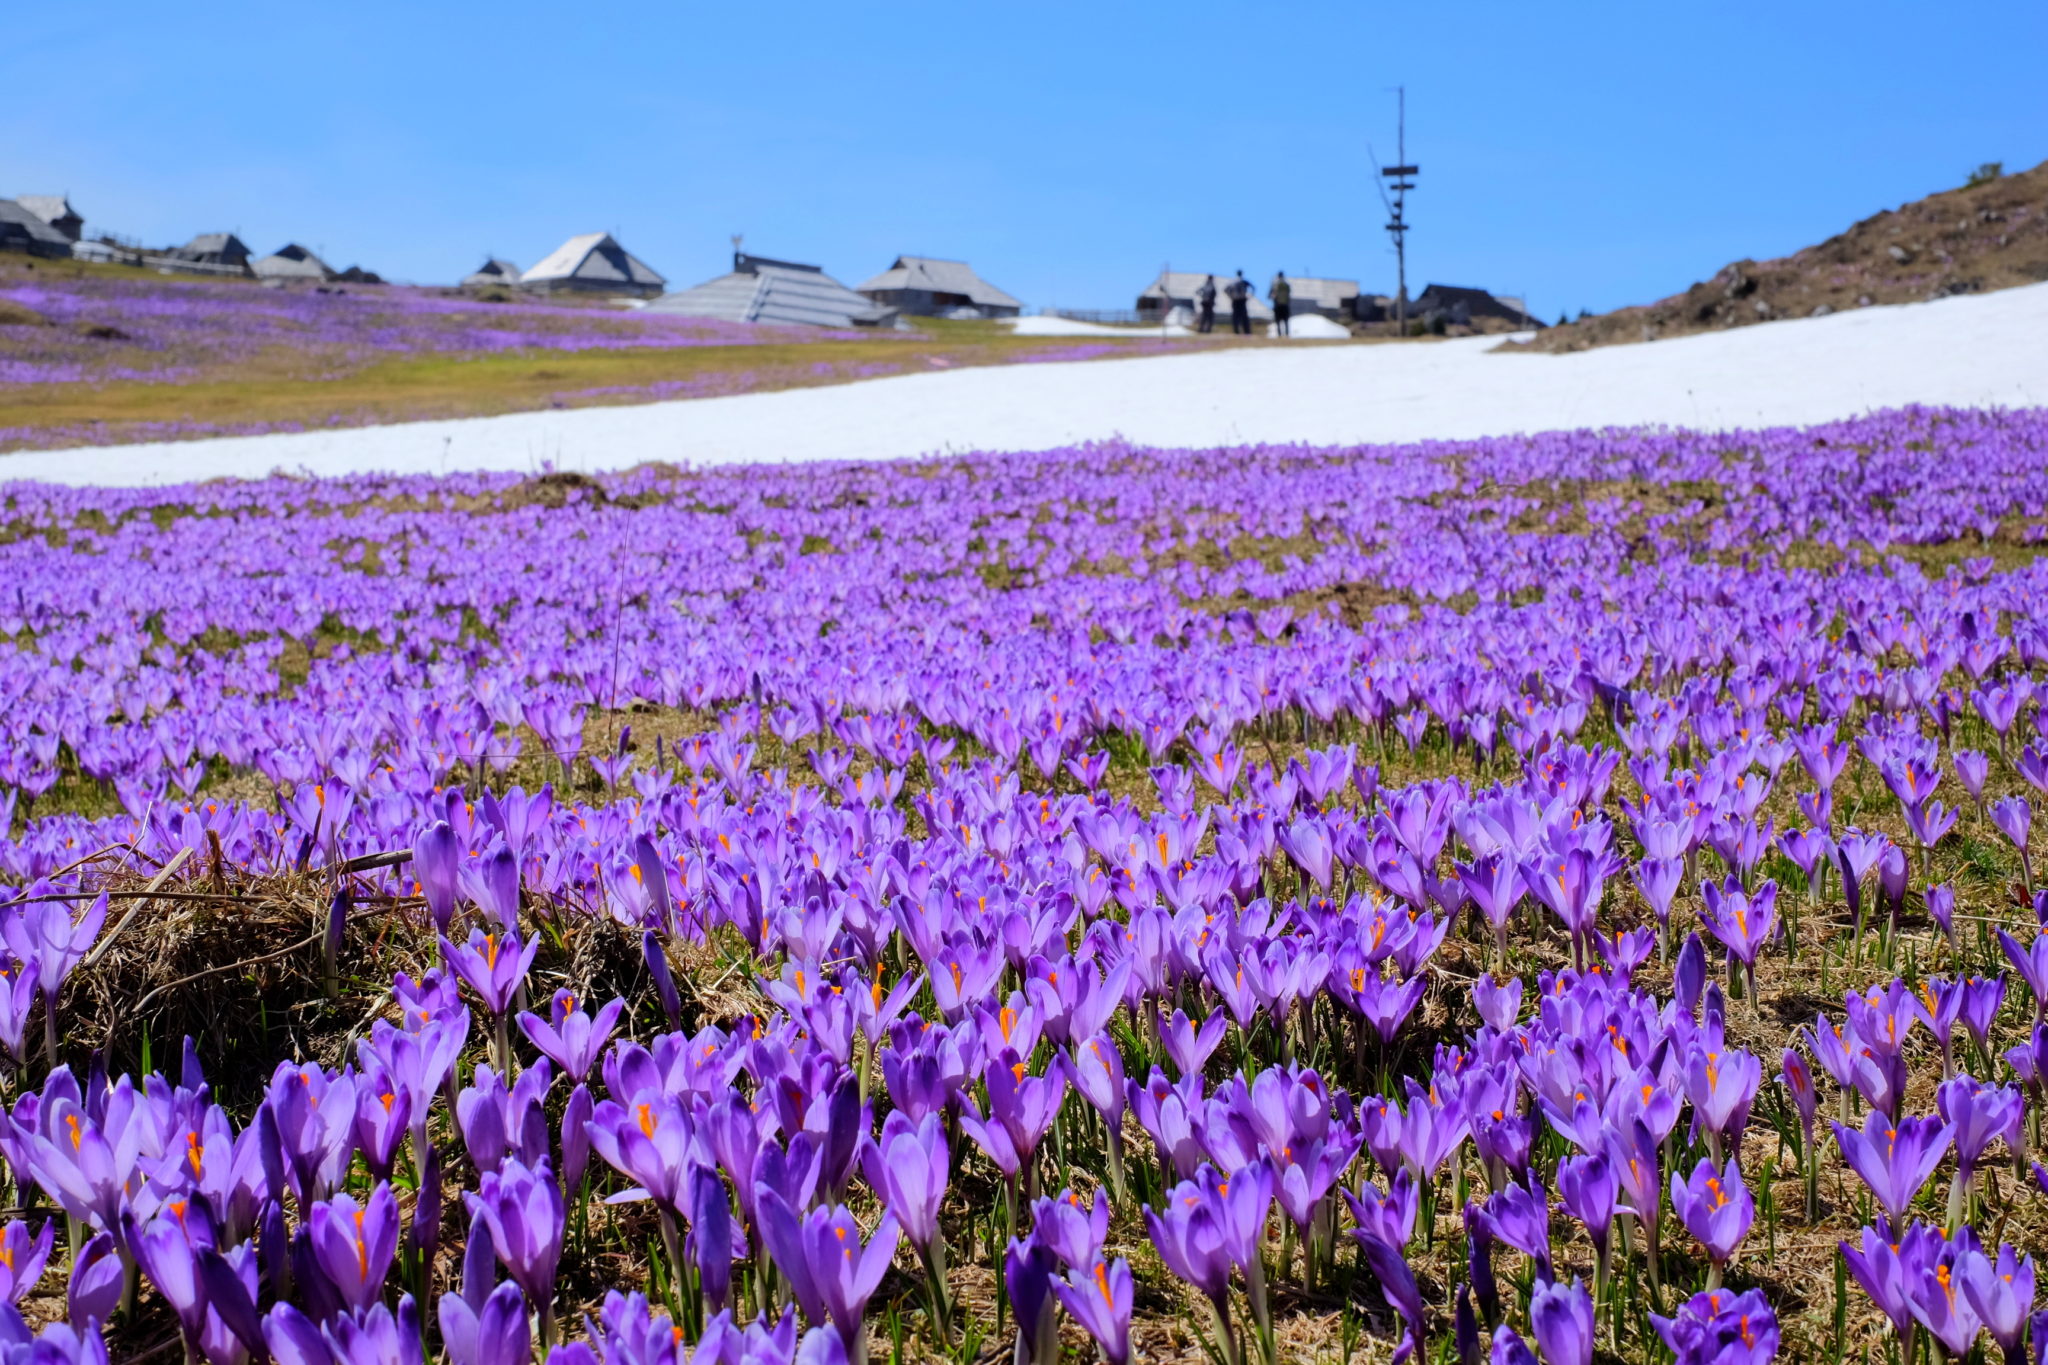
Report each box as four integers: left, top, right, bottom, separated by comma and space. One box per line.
1224, 270, 1253, 335
1270, 270, 1293, 337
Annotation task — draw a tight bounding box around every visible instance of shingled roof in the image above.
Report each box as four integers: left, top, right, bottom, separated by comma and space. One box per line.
647, 253, 894, 328
520, 233, 665, 292
0, 198, 75, 257
461, 257, 524, 288
856, 255, 1021, 310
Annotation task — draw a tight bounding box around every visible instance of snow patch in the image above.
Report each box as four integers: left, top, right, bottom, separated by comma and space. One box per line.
9, 282, 2048, 487
1271, 313, 1351, 339
1005, 315, 1190, 337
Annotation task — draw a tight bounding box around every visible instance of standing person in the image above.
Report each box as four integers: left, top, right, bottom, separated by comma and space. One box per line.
1195, 274, 1218, 333
1270, 270, 1293, 336
1225, 270, 1253, 335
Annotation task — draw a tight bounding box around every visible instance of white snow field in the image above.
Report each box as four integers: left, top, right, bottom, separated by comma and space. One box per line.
1003, 315, 1191, 337
9, 281, 2048, 487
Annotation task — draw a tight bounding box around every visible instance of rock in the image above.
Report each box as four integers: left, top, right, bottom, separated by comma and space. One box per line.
1810, 304, 1834, 317
1857, 294, 1874, 307
1887, 244, 1914, 264
1752, 299, 1773, 319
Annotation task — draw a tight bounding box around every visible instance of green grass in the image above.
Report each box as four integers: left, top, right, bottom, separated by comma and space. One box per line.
0, 333, 1218, 445
0, 254, 1252, 448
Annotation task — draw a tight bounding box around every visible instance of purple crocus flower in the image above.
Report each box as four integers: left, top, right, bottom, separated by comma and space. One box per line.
4, 894, 105, 1063
1276, 816, 1336, 891
464, 1157, 564, 1326
267, 1062, 359, 1207
1143, 1178, 1231, 1302
353, 1074, 412, 1184
642, 931, 682, 1034
326, 1297, 427, 1365
1912, 977, 1969, 1077
411, 821, 460, 932
1673, 932, 1707, 1017
1960, 975, 2009, 1054
440, 928, 538, 1019
1491, 1324, 1538, 1365
0, 1221, 53, 1305
1475, 1174, 1552, 1282
1354, 1223, 1428, 1342
1780, 1050, 1818, 1148
431, 1279, 529, 1365
1051, 1257, 1134, 1365
1700, 878, 1777, 1002
462, 839, 523, 931
860, 1111, 949, 1254
1841, 1219, 1919, 1338
197, 1241, 264, 1365
308, 1184, 400, 1314
516, 990, 623, 1084
686, 1165, 734, 1312
1992, 797, 2035, 892
1344, 1167, 1418, 1251
1070, 1032, 1128, 1130
1355, 970, 1427, 1043
1938, 1075, 2023, 1225
1006, 1233, 1061, 1365
2000, 930, 2048, 1023
1529, 1277, 1594, 1365
962, 1052, 1068, 1179
456, 1062, 551, 1178
1471, 974, 1522, 1032
1158, 1008, 1228, 1080
1032, 1188, 1110, 1272
1926, 884, 1957, 945
1555, 1154, 1618, 1266
1832, 1112, 1954, 1224
0, 1321, 110, 1365
1523, 847, 1604, 966
756, 1189, 899, 1347
358, 1014, 466, 1176
1604, 1117, 1661, 1245
1681, 1040, 1761, 1159
1669, 1158, 1753, 1283
67, 1232, 123, 1330
127, 1200, 212, 1348
1632, 853, 1686, 931
1650, 1287, 1779, 1365
587, 1089, 699, 1215
1959, 1241, 2036, 1365
1907, 1225, 1987, 1356
0, 961, 41, 1065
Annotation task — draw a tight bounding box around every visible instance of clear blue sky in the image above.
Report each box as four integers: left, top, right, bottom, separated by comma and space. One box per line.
7, 0, 2044, 318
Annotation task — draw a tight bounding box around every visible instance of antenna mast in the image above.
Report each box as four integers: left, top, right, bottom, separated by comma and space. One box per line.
1381, 88, 1418, 336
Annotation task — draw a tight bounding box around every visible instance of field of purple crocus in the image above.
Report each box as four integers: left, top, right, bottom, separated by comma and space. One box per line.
0, 406, 2044, 1365
0, 266, 836, 384
0, 260, 1199, 452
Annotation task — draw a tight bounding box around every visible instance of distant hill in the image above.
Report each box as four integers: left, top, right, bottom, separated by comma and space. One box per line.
1516, 159, 2048, 353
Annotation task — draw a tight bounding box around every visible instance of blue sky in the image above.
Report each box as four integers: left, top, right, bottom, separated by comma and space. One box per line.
6, 0, 2043, 318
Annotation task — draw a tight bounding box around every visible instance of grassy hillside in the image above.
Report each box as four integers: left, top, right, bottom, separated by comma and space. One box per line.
1517, 159, 2048, 352
0, 258, 1216, 452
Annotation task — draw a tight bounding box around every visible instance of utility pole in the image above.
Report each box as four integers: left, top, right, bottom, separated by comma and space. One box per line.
1380, 88, 1418, 336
